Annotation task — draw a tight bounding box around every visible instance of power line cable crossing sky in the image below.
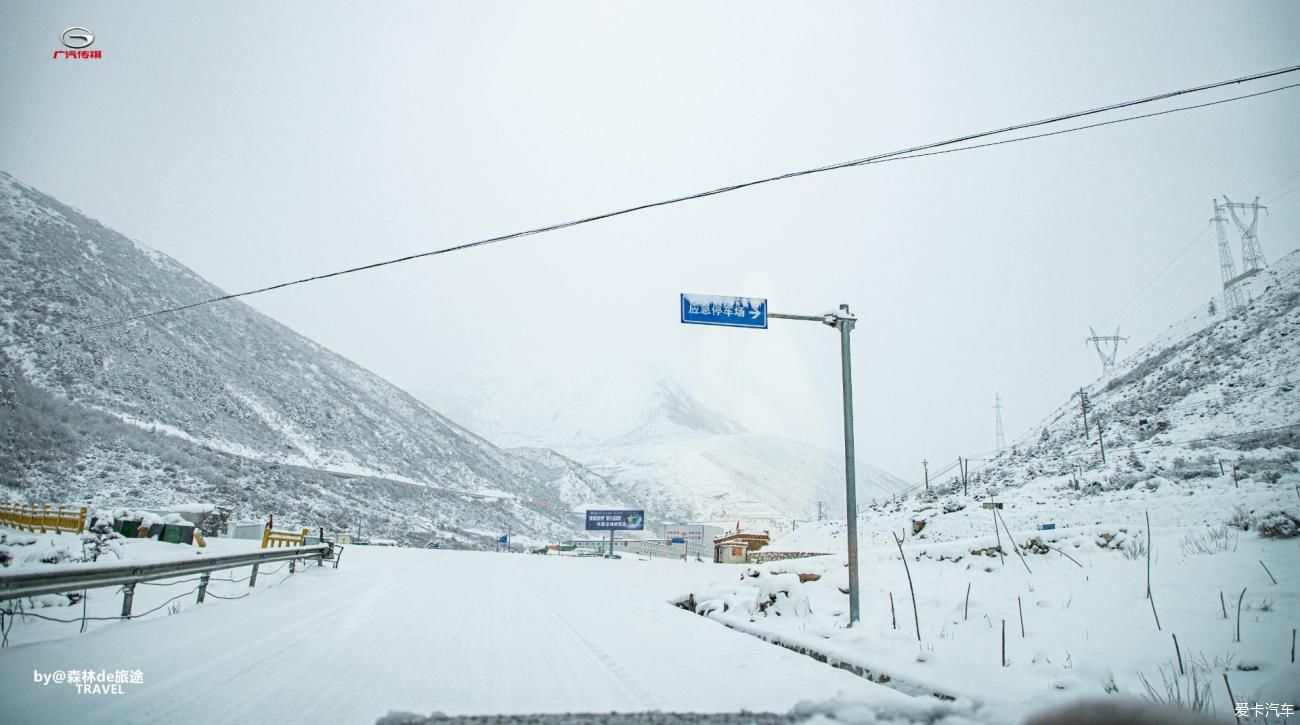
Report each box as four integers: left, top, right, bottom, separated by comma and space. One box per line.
7, 65, 1299, 348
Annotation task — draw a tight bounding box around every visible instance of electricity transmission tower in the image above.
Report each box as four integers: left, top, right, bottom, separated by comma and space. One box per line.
1086, 326, 1128, 376
1224, 196, 1268, 273
1212, 196, 1268, 312
993, 394, 1006, 453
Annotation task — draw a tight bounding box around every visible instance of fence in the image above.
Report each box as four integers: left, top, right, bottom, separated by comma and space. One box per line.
0, 543, 334, 621
0, 503, 87, 534
261, 526, 309, 548
568, 538, 708, 561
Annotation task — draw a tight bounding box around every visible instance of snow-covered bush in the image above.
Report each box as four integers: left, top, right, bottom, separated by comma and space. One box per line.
1253, 510, 1299, 539
1180, 525, 1237, 555
1227, 505, 1252, 531
1119, 535, 1148, 561
679, 568, 812, 621
79, 516, 124, 562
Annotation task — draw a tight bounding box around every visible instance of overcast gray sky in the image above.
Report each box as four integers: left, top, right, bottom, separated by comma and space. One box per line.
2, 1, 1298, 480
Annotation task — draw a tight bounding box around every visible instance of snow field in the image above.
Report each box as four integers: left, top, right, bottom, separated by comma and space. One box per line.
1, 544, 918, 725
679, 509, 1300, 720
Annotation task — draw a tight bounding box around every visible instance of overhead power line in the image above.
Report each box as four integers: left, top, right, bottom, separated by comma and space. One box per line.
7, 65, 1300, 348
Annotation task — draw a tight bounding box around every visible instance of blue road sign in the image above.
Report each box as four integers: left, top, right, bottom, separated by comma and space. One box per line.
670, 537, 686, 544
585, 510, 645, 531
498, 535, 508, 544
681, 294, 767, 329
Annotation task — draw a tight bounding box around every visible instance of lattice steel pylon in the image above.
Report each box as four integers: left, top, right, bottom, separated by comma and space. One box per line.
1086, 326, 1128, 376
993, 394, 1006, 453
1223, 195, 1268, 273
1212, 200, 1246, 312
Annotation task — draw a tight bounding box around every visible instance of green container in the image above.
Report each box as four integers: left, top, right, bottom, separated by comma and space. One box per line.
119, 519, 141, 538
160, 524, 182, 544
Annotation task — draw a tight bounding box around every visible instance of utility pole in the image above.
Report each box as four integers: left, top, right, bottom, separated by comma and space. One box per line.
1078, 388, 1090, 439
1097, 417, 1107, 464
921, 460, 929, 493
994, 395, 1006, 453
769, 304, 860, 626
816, 501, 826, 521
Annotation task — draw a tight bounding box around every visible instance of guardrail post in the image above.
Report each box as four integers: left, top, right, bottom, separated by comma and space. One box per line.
196, 573, 210, 604
249, 564, 259, 588
121, 583, 136, 619
289, 559, 296, 574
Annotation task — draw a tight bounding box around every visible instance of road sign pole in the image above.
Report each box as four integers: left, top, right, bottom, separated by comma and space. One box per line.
609, 528, 614, 558
765, 304, 861, 627
836, 304, 861, 627
685, 295, 861, 625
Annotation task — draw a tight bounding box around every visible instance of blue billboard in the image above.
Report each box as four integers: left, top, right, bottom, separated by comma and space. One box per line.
584, 509, 645, 531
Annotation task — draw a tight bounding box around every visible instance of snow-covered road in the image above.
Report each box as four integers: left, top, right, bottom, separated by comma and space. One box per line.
2, 547, 910, 724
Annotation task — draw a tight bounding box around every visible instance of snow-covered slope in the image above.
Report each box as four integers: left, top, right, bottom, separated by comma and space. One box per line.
0, 171, 628, 544
773, 247, 1300, 552
420, 368, 909, 530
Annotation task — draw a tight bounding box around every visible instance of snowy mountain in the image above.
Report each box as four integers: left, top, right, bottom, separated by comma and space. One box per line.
419, 367, 910, 530
0, 171, 629, 545
774, 247, 1300, 552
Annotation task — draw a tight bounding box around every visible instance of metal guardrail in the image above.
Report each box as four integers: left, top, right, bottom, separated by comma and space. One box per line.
0, 543, 332, 617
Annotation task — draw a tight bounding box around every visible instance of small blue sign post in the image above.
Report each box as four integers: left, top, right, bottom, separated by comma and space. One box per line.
669, 537, 686, 544
680, 294, 767, 329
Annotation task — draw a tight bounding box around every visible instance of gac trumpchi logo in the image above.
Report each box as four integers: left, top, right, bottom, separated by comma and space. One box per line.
54, 27, 102, 59
60, 27, 94, 49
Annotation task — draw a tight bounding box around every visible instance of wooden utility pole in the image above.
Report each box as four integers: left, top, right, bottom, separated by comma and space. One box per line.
1078, 388, 1090, 438
922, 460, 929, 492
1097, 418, 1107, 464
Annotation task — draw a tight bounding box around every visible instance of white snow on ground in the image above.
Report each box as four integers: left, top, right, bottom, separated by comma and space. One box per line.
1, 545, 923, 724
676, 443, 1300, 721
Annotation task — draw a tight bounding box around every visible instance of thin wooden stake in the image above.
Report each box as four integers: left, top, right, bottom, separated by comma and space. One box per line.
1224, 673, 1241, 725
1001, 619, 1007, 667
889, 592, 896, 630
1145, 510, 1153, 600
995, 508, 1032, 575
1291, 628, 1295, 664
1259, 560, 1277, 585
1220, 590, 1228, 619
1018, 596, 1025, 638
1235, 587, 1247, 642
1172, 633, 1184, 675
1046, 544, 1083, 567
992, 500, 1005, 565
892, 531, 921, 642
964, 582, 971, 621
1149, 587, 1163, 631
